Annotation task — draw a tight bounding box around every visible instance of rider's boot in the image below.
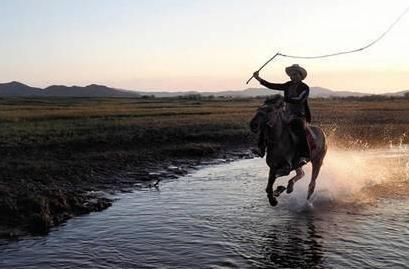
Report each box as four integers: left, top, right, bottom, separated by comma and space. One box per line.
294, 139, 310, 167
291, 119, 310, 167
299, 133, 311, 162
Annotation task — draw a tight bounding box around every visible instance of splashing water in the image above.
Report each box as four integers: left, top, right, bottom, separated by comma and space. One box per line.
284, 145, 409, 211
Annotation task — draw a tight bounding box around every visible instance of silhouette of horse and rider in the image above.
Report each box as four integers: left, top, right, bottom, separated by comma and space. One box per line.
250, 65, 327, 206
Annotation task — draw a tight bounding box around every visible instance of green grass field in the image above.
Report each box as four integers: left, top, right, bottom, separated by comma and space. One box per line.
1, 96, 408, 184
0, 97, 407, 149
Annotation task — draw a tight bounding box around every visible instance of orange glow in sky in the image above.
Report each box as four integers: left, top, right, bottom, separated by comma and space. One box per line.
1, 0, 409, 93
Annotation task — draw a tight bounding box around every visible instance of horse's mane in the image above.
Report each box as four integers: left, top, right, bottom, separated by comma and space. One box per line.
263, 95, 284, 106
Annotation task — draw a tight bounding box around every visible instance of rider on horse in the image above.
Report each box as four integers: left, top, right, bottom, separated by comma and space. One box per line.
252, 64, 311, 168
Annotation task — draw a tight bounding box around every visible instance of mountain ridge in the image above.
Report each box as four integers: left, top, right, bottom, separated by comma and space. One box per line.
0, 81, 407, 98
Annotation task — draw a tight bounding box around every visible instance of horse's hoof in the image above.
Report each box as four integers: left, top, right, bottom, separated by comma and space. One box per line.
269, 197, 278, 207
267, 194, 278, 207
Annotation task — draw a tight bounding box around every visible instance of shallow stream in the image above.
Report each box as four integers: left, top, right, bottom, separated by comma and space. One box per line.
1, 146, 409, 268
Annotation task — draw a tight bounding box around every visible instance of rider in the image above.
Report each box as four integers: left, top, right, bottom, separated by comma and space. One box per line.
253, 64, 311, 167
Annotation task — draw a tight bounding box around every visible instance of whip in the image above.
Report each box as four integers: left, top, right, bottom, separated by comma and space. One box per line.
246, 5, 409, 84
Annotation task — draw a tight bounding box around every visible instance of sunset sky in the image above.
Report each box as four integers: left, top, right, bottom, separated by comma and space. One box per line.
1, 0, 409, 93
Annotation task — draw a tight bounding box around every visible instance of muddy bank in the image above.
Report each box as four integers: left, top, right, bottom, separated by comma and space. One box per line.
0, 142, 255, 239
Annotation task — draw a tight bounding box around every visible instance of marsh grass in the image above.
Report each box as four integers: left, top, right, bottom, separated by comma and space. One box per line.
1, 97, 407, 147
1, 97, 408, 234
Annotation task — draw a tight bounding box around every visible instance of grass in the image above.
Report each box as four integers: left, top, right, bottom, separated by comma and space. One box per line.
0, 97, 407, 149
1, 96, 408, 235
0, 96, 407, 181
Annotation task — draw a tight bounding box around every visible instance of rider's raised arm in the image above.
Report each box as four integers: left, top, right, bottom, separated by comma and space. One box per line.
258, 79, 288, 91
253, 71, 288, 91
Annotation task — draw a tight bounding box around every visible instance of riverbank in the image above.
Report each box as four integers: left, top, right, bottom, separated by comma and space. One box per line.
0, 97, 259, 238
1, 97, 408, 238
0, 142, 254, 239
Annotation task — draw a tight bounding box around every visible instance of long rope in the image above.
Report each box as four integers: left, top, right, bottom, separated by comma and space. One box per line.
246, 5, 409, 84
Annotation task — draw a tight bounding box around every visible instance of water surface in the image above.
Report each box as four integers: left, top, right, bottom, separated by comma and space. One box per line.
1, 147, 409, 268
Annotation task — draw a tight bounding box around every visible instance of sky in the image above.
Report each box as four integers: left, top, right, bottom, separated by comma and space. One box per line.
1, 0, 409, 93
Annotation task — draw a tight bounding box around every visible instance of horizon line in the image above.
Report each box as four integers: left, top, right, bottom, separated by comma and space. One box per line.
1, 80, 407, 95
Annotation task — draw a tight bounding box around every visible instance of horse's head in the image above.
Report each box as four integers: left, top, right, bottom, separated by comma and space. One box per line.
250, 95, 285, 134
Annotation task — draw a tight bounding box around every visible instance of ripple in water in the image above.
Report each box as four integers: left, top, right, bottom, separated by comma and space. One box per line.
1, 146, 409, 268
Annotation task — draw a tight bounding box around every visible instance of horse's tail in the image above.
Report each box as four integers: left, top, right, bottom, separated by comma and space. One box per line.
307, 125, 327, 200
307, 125, 327, 162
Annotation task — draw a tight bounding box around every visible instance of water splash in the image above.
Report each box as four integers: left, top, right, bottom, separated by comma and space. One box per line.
284, 145, 409, 211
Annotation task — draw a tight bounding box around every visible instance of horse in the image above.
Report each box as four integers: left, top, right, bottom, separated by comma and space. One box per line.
250, 95, 327, 206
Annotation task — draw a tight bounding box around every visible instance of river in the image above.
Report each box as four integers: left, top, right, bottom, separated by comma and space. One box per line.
1, 146, 409, 268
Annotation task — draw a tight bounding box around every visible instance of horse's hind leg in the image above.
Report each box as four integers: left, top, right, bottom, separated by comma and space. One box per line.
307, 152, 326, 200
286, 168, 305, 194
266, 168, 275, 194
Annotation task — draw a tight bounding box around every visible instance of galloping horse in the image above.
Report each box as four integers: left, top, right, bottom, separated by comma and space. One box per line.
250, 95, 327, 206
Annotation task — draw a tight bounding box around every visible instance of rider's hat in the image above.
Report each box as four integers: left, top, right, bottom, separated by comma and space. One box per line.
285, 64, 307, 80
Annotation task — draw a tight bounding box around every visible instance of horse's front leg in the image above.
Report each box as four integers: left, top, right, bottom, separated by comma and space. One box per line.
265, 168, 275, 194
266, 168, 278, 206
286, 168, 305, 194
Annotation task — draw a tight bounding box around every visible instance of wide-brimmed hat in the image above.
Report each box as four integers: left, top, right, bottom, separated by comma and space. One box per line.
285, 64, 307, 80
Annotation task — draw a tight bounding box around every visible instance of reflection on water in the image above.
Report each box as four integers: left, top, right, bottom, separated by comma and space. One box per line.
1, 147, 409, 268
258, 215, 324, 269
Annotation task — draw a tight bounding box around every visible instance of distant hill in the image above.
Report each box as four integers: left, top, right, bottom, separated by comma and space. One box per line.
137, 86, 368, 98
0, 82, 140, 97
0, 81, 43, 96
0, 81, 405, 98
42, 84, 140, 97
382, 90, 409, 97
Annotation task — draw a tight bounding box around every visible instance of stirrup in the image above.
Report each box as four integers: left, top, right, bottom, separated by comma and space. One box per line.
296, 157, 309, 167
